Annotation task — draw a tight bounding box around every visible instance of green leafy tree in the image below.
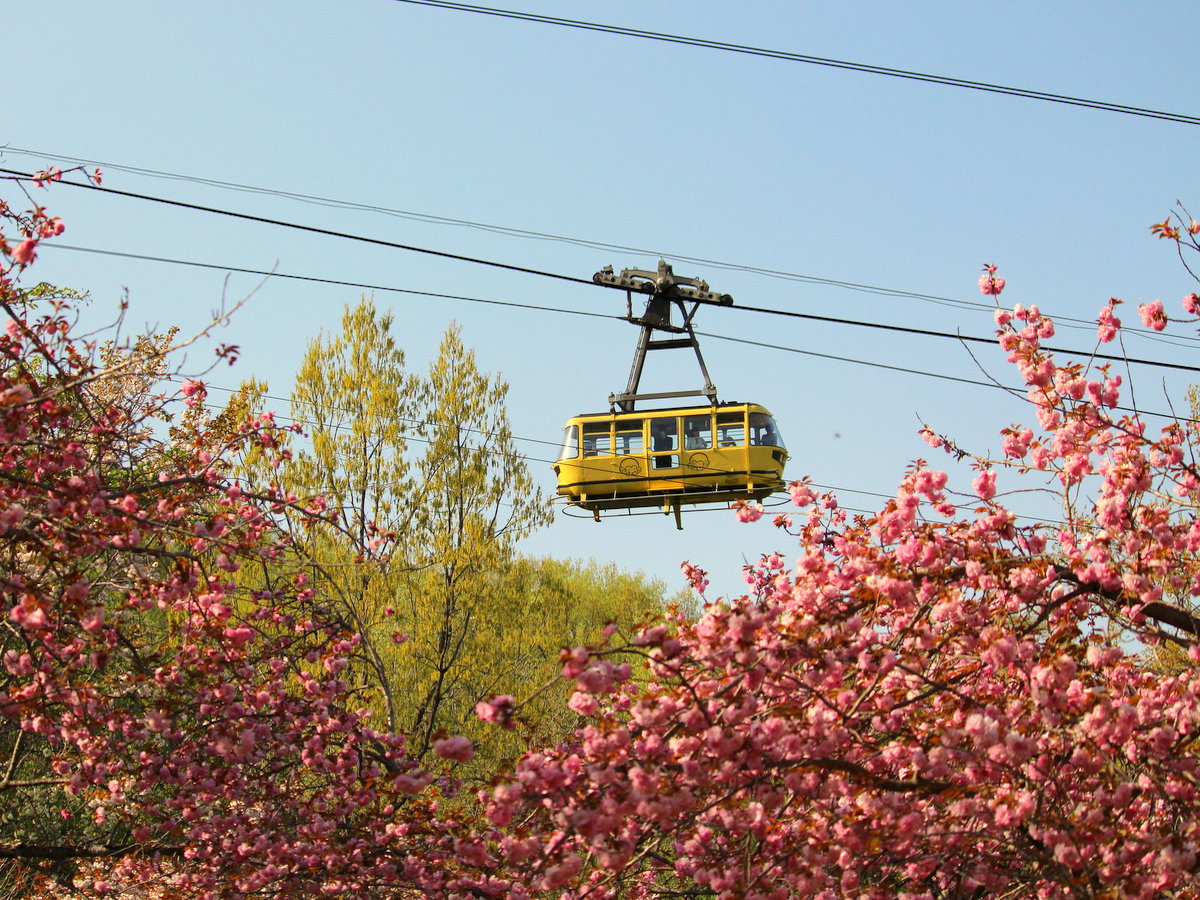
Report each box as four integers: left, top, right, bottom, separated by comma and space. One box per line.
397, 322, 553, 756
284, 301, 422, 730
235, 302, 687, 773
240, 302, 553, 754
469, 556, 677, 761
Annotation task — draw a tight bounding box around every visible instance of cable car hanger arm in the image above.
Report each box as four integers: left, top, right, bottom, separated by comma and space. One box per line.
596, 260, 724, 412
593, 258, 734, 307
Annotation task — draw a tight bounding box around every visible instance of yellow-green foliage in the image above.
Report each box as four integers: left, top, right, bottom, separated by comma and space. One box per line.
395, 323, 552, 755
230, 299, 674, 772
471, 556, 672, 761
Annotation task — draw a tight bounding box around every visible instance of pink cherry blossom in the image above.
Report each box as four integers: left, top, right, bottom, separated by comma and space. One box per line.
477, 233, 1200, 897
681, 561, 710, 594
1138, 299, 1167, 331
0, 177, 495, 899
11, 239, 37, 265
978, 264, 1006, 295
16, 171, 1200, 900
733, 500, 764, 522
476, 694, 517, 729
788, 480, 817, 507
433, 736, 474, 764
567, 690, 599, 716
1096, 307, 1121, 342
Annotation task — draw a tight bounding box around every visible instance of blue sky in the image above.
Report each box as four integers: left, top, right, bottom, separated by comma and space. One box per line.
7, 1, 1200, 596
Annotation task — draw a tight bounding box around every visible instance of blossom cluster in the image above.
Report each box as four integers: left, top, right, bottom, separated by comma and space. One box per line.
0, 177, 494, 898
11, 174, 1200, 900
475, 256, 1200, 898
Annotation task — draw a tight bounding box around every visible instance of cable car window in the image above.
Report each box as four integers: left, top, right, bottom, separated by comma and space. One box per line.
650, 418, 679, 469
615, 420, 643, 455
582, 422, 611, 457
560, 424, 579, 459
715, 412, 745, 447
750, 412, 784, 448
683, 415, 711, 449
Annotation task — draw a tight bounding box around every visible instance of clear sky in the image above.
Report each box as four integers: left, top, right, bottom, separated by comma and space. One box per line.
7, 0, 1200, 597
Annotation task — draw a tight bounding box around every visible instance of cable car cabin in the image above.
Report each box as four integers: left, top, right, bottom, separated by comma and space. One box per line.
554, 403, 787, 518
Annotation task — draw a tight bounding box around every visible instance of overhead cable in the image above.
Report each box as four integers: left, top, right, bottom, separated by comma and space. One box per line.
44, 242, 1200, 379
0, 168, 598, 290
733, 304, 1200, 375
6, 153, 1193, 349
4, 148, 1011, 319
48, 243, 616, 321
190, 378, 1057, 526
391, 0, 1200, 126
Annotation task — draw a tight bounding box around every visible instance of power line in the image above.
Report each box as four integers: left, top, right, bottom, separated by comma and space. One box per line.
5, 148, 1007, 317
39, 241, 1196, 427
696, 331, 1196, 424
697, 330, 1005, 392
48, 241, 1011, 390
42, 241, 1017, 396
12, 165, 1197, 397
391, 1, 1200, 126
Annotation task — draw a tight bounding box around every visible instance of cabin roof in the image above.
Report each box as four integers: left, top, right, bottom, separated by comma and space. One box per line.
568, 401, 773, 420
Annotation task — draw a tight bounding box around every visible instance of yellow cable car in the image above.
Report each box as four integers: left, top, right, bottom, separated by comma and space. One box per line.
554, 402, 787, 520
557, 261, 788, 527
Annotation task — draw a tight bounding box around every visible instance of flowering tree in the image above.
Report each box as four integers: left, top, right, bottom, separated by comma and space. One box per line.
13, 163, 1200, 899
482, 230, 1200, 898
0, 174, 501, 898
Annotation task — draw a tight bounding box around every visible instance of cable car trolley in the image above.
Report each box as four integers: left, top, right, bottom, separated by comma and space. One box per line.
553, 261, 787, 528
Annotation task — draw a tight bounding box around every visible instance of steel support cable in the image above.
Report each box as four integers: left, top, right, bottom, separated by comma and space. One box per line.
697, 330, 1002, 391
0, 168, 599, 290
0, 178, 1176, 525
46, 243, 618, 321
42, 241, 1200, 380
695, 331, 1197, 425
733, 305, 1200, 375
9, 165, 1193, 356
6, 146, 1163, 338
15, 245, 1178, 521
391, 0, 1200, 126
